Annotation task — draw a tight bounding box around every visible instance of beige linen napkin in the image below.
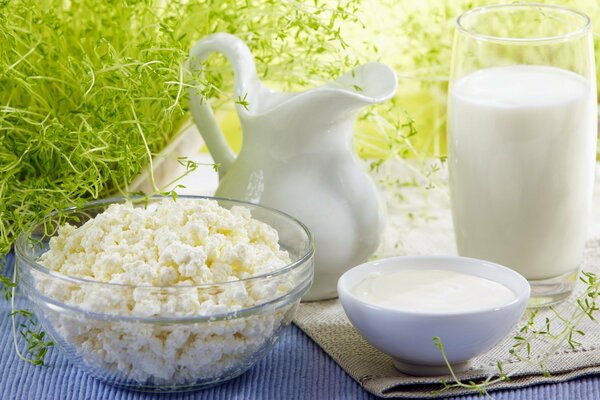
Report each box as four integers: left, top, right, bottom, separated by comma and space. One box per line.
293, 164, 600, 398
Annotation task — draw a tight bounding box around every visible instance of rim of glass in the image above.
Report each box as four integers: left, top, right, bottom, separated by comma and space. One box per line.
15, 195, 315, 290
456, 3, 591, 43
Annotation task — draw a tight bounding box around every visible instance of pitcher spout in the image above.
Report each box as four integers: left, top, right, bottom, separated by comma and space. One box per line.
332, 62, 398, 106
268, 62, 397, 124
288, 62, 397, 121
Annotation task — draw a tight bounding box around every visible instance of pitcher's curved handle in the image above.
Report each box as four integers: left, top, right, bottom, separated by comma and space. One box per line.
187, 33, 260, 178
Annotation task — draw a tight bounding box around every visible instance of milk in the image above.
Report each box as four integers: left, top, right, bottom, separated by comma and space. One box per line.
352, 269, 516, 313
448, 65, 597, 280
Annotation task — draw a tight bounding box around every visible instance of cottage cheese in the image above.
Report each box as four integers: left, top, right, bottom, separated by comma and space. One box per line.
35, 198, 296, 385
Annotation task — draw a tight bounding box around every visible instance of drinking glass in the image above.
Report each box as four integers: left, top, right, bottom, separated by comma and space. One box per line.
448, 4, 597, 307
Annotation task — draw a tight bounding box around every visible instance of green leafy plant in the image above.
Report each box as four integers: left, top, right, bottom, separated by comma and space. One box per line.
0, 0, 365, 365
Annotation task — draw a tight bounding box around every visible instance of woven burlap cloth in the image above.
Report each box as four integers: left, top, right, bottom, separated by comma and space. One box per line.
293, 162, 600, 398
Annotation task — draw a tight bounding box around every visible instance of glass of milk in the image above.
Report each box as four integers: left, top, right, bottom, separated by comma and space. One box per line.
448, 4, 597, 307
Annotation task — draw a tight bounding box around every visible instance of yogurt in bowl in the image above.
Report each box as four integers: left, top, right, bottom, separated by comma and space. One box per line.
337, 256, 530, 376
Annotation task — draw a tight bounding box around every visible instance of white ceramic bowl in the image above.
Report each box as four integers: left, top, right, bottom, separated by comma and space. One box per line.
337, 256, 530, 376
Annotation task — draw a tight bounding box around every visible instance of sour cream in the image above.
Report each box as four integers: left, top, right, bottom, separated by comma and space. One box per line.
352, 269, 516, 313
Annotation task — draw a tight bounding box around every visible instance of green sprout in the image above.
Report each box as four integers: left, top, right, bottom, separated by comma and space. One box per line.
0, 0, 362, 366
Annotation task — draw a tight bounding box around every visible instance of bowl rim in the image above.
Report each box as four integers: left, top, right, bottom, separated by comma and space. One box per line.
337, 255, 530, 317
16, 195, 315, 290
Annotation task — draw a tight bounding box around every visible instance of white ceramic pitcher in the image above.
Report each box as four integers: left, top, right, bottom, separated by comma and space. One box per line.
188, 33, 397, 300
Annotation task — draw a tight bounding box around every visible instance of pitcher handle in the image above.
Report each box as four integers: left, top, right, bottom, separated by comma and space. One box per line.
187, 33, 260, 178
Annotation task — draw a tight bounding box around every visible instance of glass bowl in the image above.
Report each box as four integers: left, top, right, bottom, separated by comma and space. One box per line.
15, 196, 314, 392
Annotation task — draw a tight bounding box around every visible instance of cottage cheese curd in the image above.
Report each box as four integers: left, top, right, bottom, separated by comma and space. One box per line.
35, 198, 295, 385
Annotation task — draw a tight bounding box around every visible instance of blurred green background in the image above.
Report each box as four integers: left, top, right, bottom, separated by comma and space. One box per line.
215, 0, 600, 161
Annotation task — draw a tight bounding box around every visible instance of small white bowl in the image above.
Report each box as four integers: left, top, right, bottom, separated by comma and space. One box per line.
337, 256, 530, 376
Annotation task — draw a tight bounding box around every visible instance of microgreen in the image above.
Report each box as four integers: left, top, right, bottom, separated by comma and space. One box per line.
0, 0, 362, 365
432, 336, 510, 398
234, 94, 250, 111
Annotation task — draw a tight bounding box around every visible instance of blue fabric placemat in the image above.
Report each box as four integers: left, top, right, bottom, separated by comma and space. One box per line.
2, 252, 600, 400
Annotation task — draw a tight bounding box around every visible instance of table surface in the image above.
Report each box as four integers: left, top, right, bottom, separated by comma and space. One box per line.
4, 253, 600, 399
5, 155, 600, 399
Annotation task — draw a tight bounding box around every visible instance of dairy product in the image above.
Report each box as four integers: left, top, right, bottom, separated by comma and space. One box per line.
39, 199, 290, 288
35, 198, 294, 385
352, 269, 516, 313
448, 65, 597, 280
